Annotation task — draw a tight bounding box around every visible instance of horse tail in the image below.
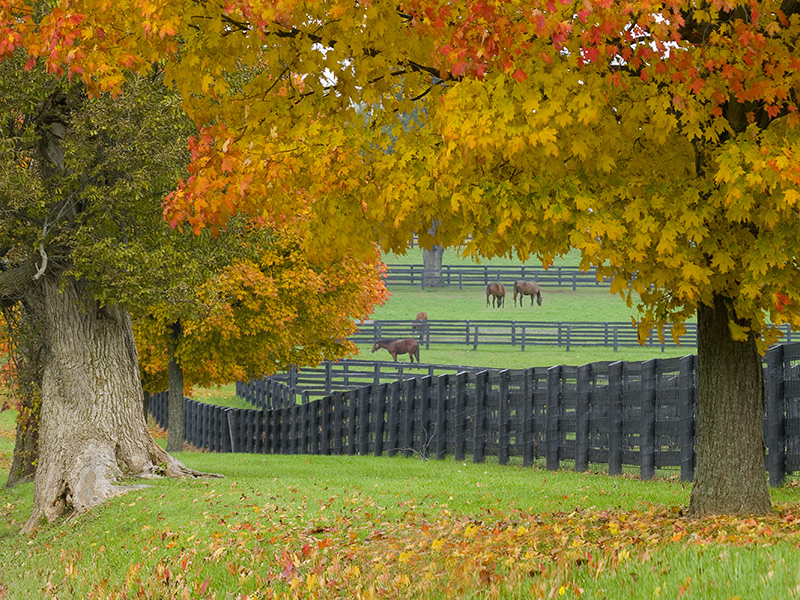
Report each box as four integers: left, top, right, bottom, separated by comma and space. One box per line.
536, 288, 542, 306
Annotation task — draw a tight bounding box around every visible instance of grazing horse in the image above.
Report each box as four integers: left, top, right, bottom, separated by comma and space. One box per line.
371, 338, 420, 362
486, 282, 506, 308
513, 280, 543, 307
411, 311, 428, 334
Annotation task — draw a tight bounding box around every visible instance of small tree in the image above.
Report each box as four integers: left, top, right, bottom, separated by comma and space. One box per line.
134, 224, 387, 450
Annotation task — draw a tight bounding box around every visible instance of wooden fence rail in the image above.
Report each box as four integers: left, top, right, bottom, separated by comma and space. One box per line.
353, 319, 705, 351
148, 343, 800, 486
385, 264, 607, 290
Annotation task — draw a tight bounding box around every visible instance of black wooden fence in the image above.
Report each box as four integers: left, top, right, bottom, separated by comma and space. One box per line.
148, 343, 800, 486
353, 319, 706, 351
385, 264, 607, 289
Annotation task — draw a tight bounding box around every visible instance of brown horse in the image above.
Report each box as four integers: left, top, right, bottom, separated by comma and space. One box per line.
411, 311, 428, 334
513, 280, 543, 307
371, 338, 420, 362
486, 282, 505, 308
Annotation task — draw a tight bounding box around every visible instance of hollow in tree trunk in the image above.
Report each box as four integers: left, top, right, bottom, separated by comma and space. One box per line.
22, 276, 209, 533
688, 294, 771, 517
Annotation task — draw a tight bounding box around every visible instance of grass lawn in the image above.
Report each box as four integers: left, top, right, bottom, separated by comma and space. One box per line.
2, 407, 800, 599
0, 253, 793, 599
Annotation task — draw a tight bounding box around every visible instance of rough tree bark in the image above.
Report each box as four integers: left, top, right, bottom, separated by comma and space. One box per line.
422, 245, 445, 288
688, 294, 771, 517
22, 275, 209, 533
166, 321, 185, 453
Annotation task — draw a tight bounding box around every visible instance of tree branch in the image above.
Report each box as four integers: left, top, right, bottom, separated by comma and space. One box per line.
0, 259, 38, 302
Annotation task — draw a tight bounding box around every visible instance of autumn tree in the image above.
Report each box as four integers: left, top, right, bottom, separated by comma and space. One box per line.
133, 221, 387, 452
0, 50, 224, 530
8, 0, 800, 518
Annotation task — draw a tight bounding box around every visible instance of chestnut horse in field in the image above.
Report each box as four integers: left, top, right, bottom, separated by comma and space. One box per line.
513, 280, 543, 307
486, 282, 505, 308
371, 338, 420, 362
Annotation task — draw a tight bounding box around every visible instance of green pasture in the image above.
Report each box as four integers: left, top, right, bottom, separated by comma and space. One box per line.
371, 285, 637, 323
353, 285, 693, 368
2, 408, 800, 599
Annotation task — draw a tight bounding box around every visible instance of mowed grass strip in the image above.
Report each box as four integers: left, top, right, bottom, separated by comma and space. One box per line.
2, 409, 800, 599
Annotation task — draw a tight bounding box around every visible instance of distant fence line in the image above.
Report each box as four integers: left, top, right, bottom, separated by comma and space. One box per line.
352, 319, 702, 352
385, 264, 606, 290
149, 343, 800, 486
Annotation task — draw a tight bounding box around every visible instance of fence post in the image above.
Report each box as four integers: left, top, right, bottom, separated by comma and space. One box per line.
299, 394, 309, 454
766, 345, 786, 487
333, 392, 345, 455
419, 376, 433, 457
454, 372, 468, 462
358, 386, 371, 455
608, 361, 623, 476
374, 383, 387, 457
679, 355, 696, 482
282, 405, 292, 454
641, 359, 657, 481
320, 394, 331, 455
473, 371, 489, 463
473, 325, 479, 351
521, 325, 526, 352
498, 370, 511, 466
387, 381, 402, 457
347, 389, 358, 455
402, 378, 417, 458
434, 374, 448, 459
546, 366, 562, 471
326, 361, 333, 395
522, 368, 535, 466
306, 399, 317, 455
575, 364, 591, 472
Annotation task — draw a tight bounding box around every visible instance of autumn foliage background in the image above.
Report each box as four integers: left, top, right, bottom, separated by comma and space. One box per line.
1, 0, 800, 587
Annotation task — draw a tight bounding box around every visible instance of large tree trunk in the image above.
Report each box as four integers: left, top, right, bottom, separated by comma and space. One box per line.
22, 276, 206, 533
688, 294, 771, 517
422, 245, 445, 288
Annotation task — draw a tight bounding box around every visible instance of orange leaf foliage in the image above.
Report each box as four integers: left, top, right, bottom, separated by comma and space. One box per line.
6, 0, 800, 344
134, 228, 387, 392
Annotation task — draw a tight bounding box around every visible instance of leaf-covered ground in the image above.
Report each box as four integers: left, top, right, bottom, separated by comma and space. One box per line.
3, 467, 800, 599
2, 412, 799, 599
14, 495, 800, 599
